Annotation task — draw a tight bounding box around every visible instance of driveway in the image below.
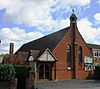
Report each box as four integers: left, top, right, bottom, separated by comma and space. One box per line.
36, 79, 100, 89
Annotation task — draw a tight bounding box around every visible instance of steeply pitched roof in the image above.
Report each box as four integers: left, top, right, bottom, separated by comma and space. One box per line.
15, 27, 70, 54
87, 43, 100, 49
30, 50, 40, 60
15, 52, 29, 64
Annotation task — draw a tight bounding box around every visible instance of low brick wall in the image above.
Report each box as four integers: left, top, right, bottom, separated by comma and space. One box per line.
10, 78, 17, 89
0, 78, 17, 89
0, 81, 10, 89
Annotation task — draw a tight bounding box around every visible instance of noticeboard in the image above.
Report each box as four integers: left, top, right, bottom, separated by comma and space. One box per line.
84, 56, 93, 71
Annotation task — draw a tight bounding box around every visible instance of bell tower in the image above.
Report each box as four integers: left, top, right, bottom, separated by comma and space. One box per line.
70, 9, 77, 25
70, 9, 78, 79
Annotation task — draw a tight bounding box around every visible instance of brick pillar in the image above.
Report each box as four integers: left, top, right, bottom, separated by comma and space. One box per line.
52, 63, 56, 80
70, 10, 78, 79
26, 71, 34, 89
74, 43, 78, 79
10, 78, 17, 89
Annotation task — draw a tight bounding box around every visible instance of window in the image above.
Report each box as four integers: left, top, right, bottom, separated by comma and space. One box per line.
78, 46, 82, 64
67, 45, 71, 66
94, 52, 97, 57
97, 52, 98, 57
99, 52, 100, 57
94, 51, 100, 58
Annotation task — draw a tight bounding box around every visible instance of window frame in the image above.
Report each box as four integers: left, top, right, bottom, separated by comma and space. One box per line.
67, 44, 71, 67
99, 52, 100, 57
78, 46, 82, 65
94, 51, 97, 57
94, 51, 100, 58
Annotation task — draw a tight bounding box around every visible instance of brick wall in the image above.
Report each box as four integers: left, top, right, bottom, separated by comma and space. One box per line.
53, 24, 93, 80
0, 81, 10, 89
0, 79, 17, 89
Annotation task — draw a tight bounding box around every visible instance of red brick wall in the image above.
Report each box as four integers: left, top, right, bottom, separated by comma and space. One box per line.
75, 29, 92, 79
53, 28, 74, 80
53, 25, 93, 80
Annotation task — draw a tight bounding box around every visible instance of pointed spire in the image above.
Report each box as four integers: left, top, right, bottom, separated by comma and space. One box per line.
70, 9, 77, 23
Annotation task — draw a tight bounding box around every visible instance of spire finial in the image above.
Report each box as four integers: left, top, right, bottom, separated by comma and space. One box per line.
70, 9, 77, 24
72, 9, 75, 14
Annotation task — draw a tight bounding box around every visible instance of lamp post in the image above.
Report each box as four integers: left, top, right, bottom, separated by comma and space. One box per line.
34, 61, 37, 89
29, 55, 37, 89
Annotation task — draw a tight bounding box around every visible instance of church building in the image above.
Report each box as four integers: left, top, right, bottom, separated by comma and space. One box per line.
15, 11, 94, 80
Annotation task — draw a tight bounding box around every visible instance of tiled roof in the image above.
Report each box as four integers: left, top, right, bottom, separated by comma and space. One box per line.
15, 52, 29, 64
15, 27, 70, 54
30, 50, 40, 60
87, 43, 100, 49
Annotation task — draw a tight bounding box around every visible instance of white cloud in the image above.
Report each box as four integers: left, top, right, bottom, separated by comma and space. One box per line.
0, 27, 44, 54
56, 18, 70, 30
0, 0, 91, 27
0, 0, 55, 26
0, 0, 95, 54
78, 18, 100, 44
36, 18, 70, 32
96, 0, 100, 3
94, 13, 100, 24
57, 0, 90, 6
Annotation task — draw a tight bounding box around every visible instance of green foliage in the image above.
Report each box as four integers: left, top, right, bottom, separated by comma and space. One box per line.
0, 54, 3, 57
0, 54, 9, 57
0, 64, 31, 80
13, 65, 31, 78
4, 54, 10, 58
0, 64, 16, 80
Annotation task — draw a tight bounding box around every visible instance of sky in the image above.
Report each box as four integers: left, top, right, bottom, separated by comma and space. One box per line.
0, 0, 100, 54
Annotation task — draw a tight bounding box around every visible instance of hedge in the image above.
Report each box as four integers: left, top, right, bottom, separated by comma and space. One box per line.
0, 64, 16, 80
13, 65, 31, 78
0, 64, 31, 80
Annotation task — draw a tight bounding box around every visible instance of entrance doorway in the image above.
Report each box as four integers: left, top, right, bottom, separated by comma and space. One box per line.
39, 64, 50, 80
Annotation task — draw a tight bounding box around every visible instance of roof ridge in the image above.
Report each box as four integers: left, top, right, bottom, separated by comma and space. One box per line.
87, 43, 100, 46
26, 27, 70, 44
87, 43, 100, 49
15, 26, 70, 54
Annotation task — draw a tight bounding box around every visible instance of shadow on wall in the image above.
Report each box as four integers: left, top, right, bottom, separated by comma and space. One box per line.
86, 66, 100, 80
93, 67, 100, 80
86, 71, 94, 79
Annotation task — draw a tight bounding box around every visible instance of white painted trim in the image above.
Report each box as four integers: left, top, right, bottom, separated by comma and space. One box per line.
93, 48, 100, 50
37, 48, 56, 62
28, 55, 34, 61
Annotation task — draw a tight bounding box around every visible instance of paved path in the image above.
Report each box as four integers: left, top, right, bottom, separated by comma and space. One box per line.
36, 80, 100, 89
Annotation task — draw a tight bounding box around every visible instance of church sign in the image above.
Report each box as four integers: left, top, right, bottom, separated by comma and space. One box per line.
84, 56, 93, 71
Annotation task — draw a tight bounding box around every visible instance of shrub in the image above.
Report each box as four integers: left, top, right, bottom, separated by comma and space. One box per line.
0, 64, 16, 80
13, 65, 31, 78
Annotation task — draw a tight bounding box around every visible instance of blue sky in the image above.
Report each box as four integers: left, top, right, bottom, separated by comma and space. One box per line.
0, 0, 100, 54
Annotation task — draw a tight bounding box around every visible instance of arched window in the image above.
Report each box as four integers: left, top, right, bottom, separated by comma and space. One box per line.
67, 45, 71, 66
78, 46, 82, 64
